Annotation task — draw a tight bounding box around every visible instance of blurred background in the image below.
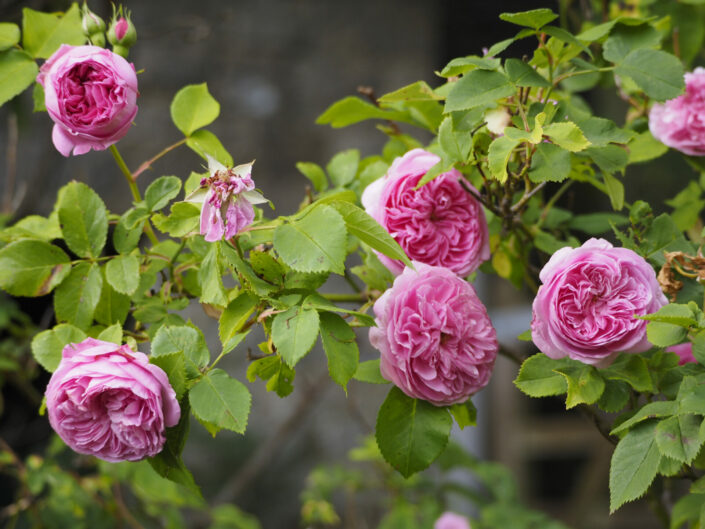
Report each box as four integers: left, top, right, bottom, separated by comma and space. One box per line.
0, 0, 700, 528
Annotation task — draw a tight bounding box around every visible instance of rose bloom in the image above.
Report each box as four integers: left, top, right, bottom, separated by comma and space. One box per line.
649, 67, 705, 156
435, 512, 472, 529
531, 238, 668, 367
45, 338, 180, 462
370, 262, 498, 406
185, 156, 267, 242
361, 148, 490, 276
37, 45, 138, 156
667, 343, 697, 365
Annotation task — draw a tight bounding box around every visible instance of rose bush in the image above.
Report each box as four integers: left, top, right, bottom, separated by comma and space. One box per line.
531, 238, 668, 367
45, 338, 180, 462
369, 262, 497, 406
362, 148, 490, 276
37, 44, 138, 156
649, 67, 705, 156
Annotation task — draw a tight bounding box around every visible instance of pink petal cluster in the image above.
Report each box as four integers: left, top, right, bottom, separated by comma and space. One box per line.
37, 45, 138, 156
649, 67, 705, 156
199, 171, 256, 242
45, 338, 180, 462
362, 149, 490, 276
434, 512, 472, 529
187, 158, 269, 242
532, 238, 668, 367
370, 262, 498, 406
667, 342, 697, 365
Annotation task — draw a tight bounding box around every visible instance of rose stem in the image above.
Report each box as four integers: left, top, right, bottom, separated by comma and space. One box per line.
109, 144, 159, 245
132, 138, 187, 179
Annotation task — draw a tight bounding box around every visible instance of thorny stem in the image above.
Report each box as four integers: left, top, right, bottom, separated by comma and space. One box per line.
132, 138, 187, 179
511, 181, 546, 213
109, 145, 160, 245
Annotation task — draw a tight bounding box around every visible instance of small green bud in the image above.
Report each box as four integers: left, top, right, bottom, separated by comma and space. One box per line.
111, 44, 130, 59
81, 3, 106, 36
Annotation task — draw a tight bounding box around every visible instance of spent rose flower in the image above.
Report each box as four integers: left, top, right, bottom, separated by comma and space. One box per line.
361, 148, 490, 276
45, 338, 180, 462
37, 44, 138, 156
370, 262, 498, 406
649, 67, 705, 156
531, 238, 668, 367
667, 343, 697, 365
434, 512, 472, 529
185, 156, 267, 242
484, 107, 511, 135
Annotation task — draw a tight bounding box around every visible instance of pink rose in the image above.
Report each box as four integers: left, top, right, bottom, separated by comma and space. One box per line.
434, 512, 472, 529
370, 262, 498, 406
649, 67, 705, 156
185, 156, 268, 242
45, 338, 180, 462
531, 238, 668, 367
667, 343, 697, 365
361, 148, 490, 276
37, 45, 138, 156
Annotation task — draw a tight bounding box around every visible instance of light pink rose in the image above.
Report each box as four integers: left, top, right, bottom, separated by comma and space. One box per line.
370, 262, 498, 406
37, 44, 138, 156
531, 238, 668, 367
361, 148, 490, 276
185, 157, 267, 242
667, 343, 697, 365
649, 68, 705, 156
45, 338, 180, 462
434, 512, 472, 529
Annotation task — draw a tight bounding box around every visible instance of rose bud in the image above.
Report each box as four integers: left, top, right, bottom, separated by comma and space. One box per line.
435, 512, 472, 529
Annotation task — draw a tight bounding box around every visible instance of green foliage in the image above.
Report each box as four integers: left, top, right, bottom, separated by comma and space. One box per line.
0, 240, 70, 297
189, 368, 251, 436
53, 262, 102, 329
22, 4, 84, 59
272, 305, 320, 367
57, 181, 108, 259
614, 49, 685, 101
273, 204, 347, 274
171, 83, 221, 136
0, 23, 19, 50
319, 312, 359, 391
0, 49, 38, 107
31, 323, 86, 372
376, 387, 452, 478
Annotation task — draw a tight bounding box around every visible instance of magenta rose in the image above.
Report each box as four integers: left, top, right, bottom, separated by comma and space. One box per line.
531, 238, 668, 367
649, 67, 705, 156
361, 148, 490, 276
369, 262, 498, 406
45, 338, 180, 462
37, 44, 138, 156
667, 343, 697, 365
434, 512, 472, 529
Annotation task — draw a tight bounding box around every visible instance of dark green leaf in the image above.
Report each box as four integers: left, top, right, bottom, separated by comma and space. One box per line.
375, 387, 452, 478
57, 181, 108, 258
31, 324, 87, 372
499, 8, 558, 29
514, 353, 572, 397
554, 364, 605, 408
152, 325, 210, 379
505, 58, 550, 87
105, 254, 140, 296
145, 176, 182, 212
615, 49, 685, 101
189, 368, 251, 435
529, 142, 571, 183
326, 149, 359, 187
151, 202, 200, 238
198, 242, 227, 306
603, 23, 661, 63
219, 291, 259, 347
54, 262, 102, 329
319, 312, 359, 391
296, 162, 328, 192
0, 49, 38, 107
655, 414, 703, 464
0, 240, 70, 297
445, 70, 515, 112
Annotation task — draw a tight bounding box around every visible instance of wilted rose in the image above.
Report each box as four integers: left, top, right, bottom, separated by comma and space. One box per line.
369, 262, 497, 406
45, 338, 180, 462
531, 238, 668, 367
37, 45, 138, 156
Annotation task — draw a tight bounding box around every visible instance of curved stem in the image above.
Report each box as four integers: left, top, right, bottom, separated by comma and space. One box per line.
322, 292, 368, 303
133, 138, 187, 179
109, 145, 160, 246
